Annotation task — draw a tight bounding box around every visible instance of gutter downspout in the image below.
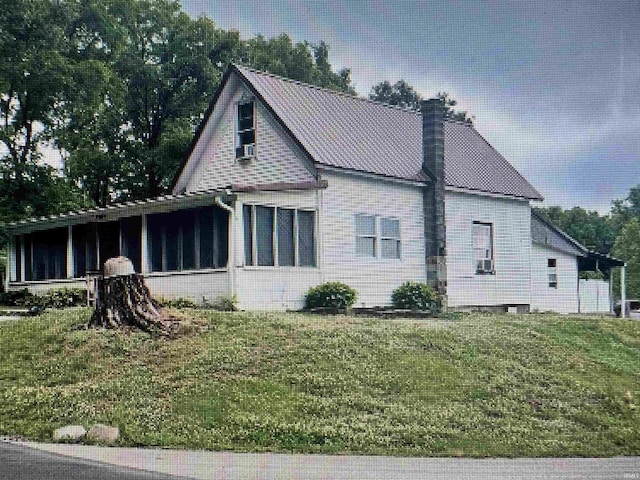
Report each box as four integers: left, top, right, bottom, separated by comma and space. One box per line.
215, 196, 236, 300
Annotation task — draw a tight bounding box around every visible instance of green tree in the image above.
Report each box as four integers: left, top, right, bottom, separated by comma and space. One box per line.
0, 0, 90, 221
534, 206, 617, 254
611, 218, 640, 300
241, 35, 354, 93
369, 80, 474, 123
611, 184, 640, 232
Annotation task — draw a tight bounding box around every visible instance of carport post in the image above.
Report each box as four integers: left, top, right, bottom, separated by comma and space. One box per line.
621, 264, 627, 319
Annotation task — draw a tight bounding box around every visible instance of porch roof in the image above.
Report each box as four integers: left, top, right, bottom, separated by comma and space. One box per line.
4, 189, 234, 234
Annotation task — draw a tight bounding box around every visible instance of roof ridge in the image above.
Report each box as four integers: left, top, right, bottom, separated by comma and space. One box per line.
232, 63, 422, 116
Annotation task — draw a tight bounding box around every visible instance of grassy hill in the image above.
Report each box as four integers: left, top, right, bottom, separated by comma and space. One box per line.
0, 308, 639, 457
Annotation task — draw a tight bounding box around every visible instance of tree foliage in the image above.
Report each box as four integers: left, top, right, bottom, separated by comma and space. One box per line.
534, 206, 618, 254
612, 218, 640, 300
369, 80, 473, 124
0, 0, 92, 221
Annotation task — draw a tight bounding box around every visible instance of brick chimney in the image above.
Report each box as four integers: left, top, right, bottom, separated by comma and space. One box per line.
421, 98, 447, 294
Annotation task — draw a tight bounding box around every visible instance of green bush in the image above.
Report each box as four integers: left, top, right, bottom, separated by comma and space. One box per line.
305, 282, 357, 310
37, 288, 87, 308
212, 295, 238, 312
158, 297, 198, 309
0, 288, 35, 306
391, 281, 438, 311
0, 288, 87, 308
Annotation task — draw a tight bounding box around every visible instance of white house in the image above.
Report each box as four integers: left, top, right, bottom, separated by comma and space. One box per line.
3, 64, 624, 312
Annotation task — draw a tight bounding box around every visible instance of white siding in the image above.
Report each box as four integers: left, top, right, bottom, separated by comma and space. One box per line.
531, 244, 579, 313
145, 270, 230, 304
579, 279, 611, 313
445, 190, 532, 308
234, 189, 322, 310
182, 79, 315, 193
320, 170, 426, 307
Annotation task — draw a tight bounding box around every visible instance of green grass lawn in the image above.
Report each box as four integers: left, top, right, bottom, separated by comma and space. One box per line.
0, 308, 639, 457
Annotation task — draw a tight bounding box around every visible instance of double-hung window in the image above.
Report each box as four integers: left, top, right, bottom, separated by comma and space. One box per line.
548, 258, 557, 288
473, 221, 494, 273
355, 214, 401, 259
236, 101, 255, 158
243, 205, 316, 267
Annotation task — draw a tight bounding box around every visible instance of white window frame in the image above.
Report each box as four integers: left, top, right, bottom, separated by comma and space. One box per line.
236, 100, 256, 155
355, 214, 401, 260
473, 221, 494, 274
243, 204, 317, 268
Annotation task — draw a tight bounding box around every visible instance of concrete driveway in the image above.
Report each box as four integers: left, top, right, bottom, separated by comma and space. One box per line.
10, 440, 640, 480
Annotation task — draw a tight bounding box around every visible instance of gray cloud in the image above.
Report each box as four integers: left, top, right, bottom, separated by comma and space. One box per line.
182, 0, 640, 213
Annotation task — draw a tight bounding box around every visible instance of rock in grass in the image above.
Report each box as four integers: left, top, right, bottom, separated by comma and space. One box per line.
86, 424, 120, 443
53, 425, 86, 442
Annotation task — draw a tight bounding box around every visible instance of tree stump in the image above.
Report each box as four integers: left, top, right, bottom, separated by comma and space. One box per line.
88, 257, 171, 334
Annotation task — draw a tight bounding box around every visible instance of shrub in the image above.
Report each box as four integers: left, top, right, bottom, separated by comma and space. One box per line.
213, 295, 238, 312
391, 281, 438, 311
0, 288, 35, 306
159, 297, 198, 309
36, 288, 87, 308
305, 282, 357, 310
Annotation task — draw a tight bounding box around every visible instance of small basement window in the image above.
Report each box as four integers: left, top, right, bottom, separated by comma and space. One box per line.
548, 258, 557, 288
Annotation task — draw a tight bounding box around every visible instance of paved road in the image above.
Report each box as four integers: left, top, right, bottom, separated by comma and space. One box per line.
0, 441, 191, 480
11, 441, 640, 480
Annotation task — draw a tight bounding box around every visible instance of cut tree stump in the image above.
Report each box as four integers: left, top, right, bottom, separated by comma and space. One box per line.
88, 257, 173, 334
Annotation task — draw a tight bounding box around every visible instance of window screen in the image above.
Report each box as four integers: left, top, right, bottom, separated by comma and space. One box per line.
380, 218, 400, 259
255, 206, 274, 266
277, 208, 295, 266
297, 210, 316, 267
243, 205, 253, 266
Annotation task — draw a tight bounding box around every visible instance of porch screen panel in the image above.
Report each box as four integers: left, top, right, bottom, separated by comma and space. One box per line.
72, 224, 88, 277
164, 212, 180, 271
298, 211, 316, 267
256, 206, 274, 266
243, 205, 253, 266
213, 207, 228, 268
277, 209, 295, 266
199, 206, 214, 269
147, 214, 163, 272
120, 216, 142, 272
98, 221, 120, 268
181, 210, 196, 270
24, 234, 33, 281
31, 227, 67, 280
13, 236, 21, 282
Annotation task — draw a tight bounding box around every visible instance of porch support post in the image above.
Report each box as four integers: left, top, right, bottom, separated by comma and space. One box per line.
609, 269, 614, 314
621, 264, 627, 319
20, 235, 26, 282
141, 214, 148, 274
67, 225, 74, 278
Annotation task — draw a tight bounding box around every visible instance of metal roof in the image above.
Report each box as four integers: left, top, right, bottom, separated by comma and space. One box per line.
234, 64, 543, 200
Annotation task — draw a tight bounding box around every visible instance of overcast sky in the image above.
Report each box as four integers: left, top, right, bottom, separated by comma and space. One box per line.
181, 0, 639, 214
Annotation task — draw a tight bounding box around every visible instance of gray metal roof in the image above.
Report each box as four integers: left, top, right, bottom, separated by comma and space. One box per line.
531, 211, 585, 256
235, 64, 543, 200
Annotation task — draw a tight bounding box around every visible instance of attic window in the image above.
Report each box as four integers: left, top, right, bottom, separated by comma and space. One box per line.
548, 258, 557, 288
236, 101, 255, 158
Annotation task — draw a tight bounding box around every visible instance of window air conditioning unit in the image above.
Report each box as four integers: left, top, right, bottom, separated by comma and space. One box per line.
236, 143, 255, 160
478, 259, 494, 273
